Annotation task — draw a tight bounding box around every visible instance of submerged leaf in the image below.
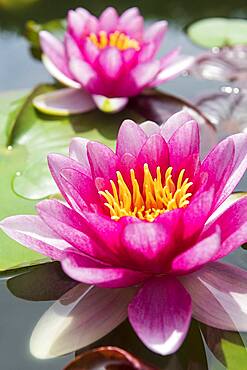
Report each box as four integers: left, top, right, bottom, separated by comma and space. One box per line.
64, 347, 156, 370
190, 46, 247, 84
187, 18, 247, 48
195, 87, 247, 140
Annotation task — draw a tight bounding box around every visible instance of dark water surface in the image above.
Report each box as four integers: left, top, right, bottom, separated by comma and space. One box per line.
0, 1, 247, 369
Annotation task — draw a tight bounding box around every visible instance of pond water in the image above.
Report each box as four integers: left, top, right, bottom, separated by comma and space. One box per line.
0, 1, 247, 369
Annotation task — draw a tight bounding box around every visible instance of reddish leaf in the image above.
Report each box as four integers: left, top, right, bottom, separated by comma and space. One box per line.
64, 347, 156, 370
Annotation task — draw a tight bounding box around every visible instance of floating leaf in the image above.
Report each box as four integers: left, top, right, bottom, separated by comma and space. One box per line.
7, 262, 77, 300
25, 18, 66, 58
64, 347, 156, 370
187, 18, 247, 48
195, 87, 247, 140
190, 46, 247, 84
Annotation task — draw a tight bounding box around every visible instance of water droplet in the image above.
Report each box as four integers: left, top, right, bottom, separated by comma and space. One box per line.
233, 87, 240, 94
7, 145, 13, 151
212, 47, 220, 54
221, 86, 233, 94
16, 171, 21, 176
182, 71, 189, 77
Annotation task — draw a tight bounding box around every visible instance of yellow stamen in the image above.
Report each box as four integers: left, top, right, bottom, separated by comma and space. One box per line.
88, 30, 140, 51
99, 165, 193, 222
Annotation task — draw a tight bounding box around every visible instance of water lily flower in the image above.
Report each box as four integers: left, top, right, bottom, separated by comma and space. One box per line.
1, 111, 247, 357
33, 7, 194, 115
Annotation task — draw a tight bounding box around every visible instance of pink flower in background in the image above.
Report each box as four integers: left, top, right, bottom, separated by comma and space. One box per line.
33, 7, 194, 115
1, 112, 247, 356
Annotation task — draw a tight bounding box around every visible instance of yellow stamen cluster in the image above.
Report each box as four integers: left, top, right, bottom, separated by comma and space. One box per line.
99, 164, 193, 222
88, 30, 140, 51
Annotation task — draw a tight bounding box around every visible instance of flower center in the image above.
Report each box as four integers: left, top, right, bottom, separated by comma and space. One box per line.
99, 164, 193, 222
88, 30, 140, 51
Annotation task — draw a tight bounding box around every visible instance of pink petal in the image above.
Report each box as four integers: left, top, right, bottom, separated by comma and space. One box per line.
137, 134, 169, 177
69, 137, 91, 176
180, 262, 247, 331
76, 8, 99, 34
161, 110, 194, 141
160, 47, 181, 69
144, 21, 168, 46
139, 120, 160, 136
62, 251, 148, 288
182, 186, 215, 240
215, 133, 247, 208
87, 141, 119, 181
131, 61, 160, 89
67, 9, 87, 40
77, 210, 122, 250
64, 32, 83, 60
0, 215, 69, 260
47, 153, 86, 205
116, 119, 147, 158
138, 42, 156, 63
30, 283, 136, 358
168, 120, 200, 179
36, 200, 98, 257
119, 7, 140, 24
128, 276, 192, 355
151, 56, 195, 86
69, 59, 97, 88
171, 228, 221, 274
37, 200, 122, 266
40, 31, 71, 78
200, 136, 236, 209
33, 88, 96, 116
82, 38, 99, 64
205, 196, 247, 260
42, 55, 81, 89
98, 47, 123, 79
122, 222, 174, 272
60, 168, 100, 210
119, 11, 143, 40
99, 7, 119, 32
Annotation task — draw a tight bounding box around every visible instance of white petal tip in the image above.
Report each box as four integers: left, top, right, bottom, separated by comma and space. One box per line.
42, 55, 81, 89
33, 88, 96, 116
92, 95, 128, 113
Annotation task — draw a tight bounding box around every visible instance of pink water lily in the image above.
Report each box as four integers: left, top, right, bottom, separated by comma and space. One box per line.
33, 7, 194, 115
1, 111, 247, 357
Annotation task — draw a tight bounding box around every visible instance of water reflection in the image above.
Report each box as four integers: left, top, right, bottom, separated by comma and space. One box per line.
5, 253, 247, 369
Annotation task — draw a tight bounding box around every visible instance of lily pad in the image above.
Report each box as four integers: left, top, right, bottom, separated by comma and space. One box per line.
187, 18, 247, 48
7, 262, 77, 300
25, 18, 66, 59
0, 86, 214, 271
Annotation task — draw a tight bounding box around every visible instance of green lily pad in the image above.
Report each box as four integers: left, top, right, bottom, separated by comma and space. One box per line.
187, 18, 247, 48
25, 18, 66, 59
